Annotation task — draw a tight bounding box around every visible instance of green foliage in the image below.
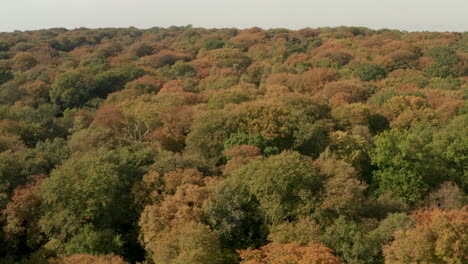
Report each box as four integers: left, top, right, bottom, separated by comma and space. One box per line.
206, 180, 267, 250
268, 217, 321, 245
202, 39, 225, 50
371, 129, 438, 202
0, 67, 14, 85
64, 225, 124, 256
94, 71, 127, 97
170, 61, 196, 79
34, 138, 71, 168
0, 150, 48, 209
50, 71, 96, 108
186, 109, 237, 163
355, 213, 415, 264
232, 151, 323, 225
355, 62, 387, 81
130, 42, 154, 57
224, 131, 279, 156
39, 146, 154, 252
320, 216, 370, 263
207, 89, 255, 109
81, 59, 111, 73
430, 114, 468, 190
424, 46, 460, 78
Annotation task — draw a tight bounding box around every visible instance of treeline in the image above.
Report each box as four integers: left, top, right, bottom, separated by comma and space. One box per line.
0, 26, 466, 264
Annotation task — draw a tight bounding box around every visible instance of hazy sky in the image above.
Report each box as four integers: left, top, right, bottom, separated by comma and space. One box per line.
1, 0, 467, 32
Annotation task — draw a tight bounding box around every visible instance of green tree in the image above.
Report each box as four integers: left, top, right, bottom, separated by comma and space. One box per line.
353, 213, 415, 264
0, 67, 13, 85
186, 109, 237, 164
424, 46, 460, 78
39, 146, 153, 257
0, 149, 48, 209
63, 225, 123, 256
355, 62, 387, 81
371, 129, 438, 202
430, 114, 468, 190
206, 179, 267, 250
232, 151, 323, 225
202, 39, 225, 50
94, 71, 127, 98
50, 71, 96, 109
268, 217, 322, 245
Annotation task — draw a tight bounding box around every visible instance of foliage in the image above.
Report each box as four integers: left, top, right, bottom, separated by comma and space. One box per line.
231, 151, 323, 225
0, 67, 14, 85
50, 71, 96, 109
355, 62, 387, 81
383, 208, 468, 264
0, 26, 466, 263
238, 242, 343, 264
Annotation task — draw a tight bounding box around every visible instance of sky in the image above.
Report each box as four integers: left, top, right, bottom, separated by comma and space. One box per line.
1, 0, 467, 32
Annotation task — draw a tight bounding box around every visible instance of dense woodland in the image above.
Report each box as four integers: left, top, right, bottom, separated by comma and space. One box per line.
0, 25, 466, 264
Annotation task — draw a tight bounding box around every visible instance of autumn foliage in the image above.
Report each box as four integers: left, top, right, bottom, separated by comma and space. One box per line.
0, 26, 466, 264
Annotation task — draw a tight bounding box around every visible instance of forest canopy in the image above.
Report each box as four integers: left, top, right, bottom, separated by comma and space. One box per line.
0, 26, 466, 264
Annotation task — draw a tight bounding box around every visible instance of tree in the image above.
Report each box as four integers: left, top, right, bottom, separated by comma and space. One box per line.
239, 242, 343, 264
425, 182, 466, 210
0, 67, 13, 85
232, 151, 323, 225
206, 178, 267, 250
371, 129, 437, 202
149, 222, 223, 264
268, 217, 322, 245
50, 71, 96, 109
186, 109, 237, 164
0, 149, 48, 209
203, 39, 225, 50
60, 254, 129, 264
128, 42, 154, 57
326, 131, 370, 172
2, 175, 45, 255
300, 68, 337, 93
383, 208, 468, 264
39, 146, 153, 257
424, 46, 460, 78
222, 145, 262, 175
234, 100, 294, 150
430, 114, 468, 190
63, 225, 123, 256
13, 53, 38, 71
124, 75, 163, 94
321, 81, 369, 103
150, 105, 194, 153
138, 173, 223, 263
315, 157, 368, 216
22, 80, 51, 98
331, 103, 371, 131
355, 63, 387, 81
91, 105, 128, 132
353, 213, 415, 264
94, 71, 127, 97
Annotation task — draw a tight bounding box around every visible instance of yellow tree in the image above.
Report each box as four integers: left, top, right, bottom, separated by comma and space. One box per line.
239, 242, 343, 264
